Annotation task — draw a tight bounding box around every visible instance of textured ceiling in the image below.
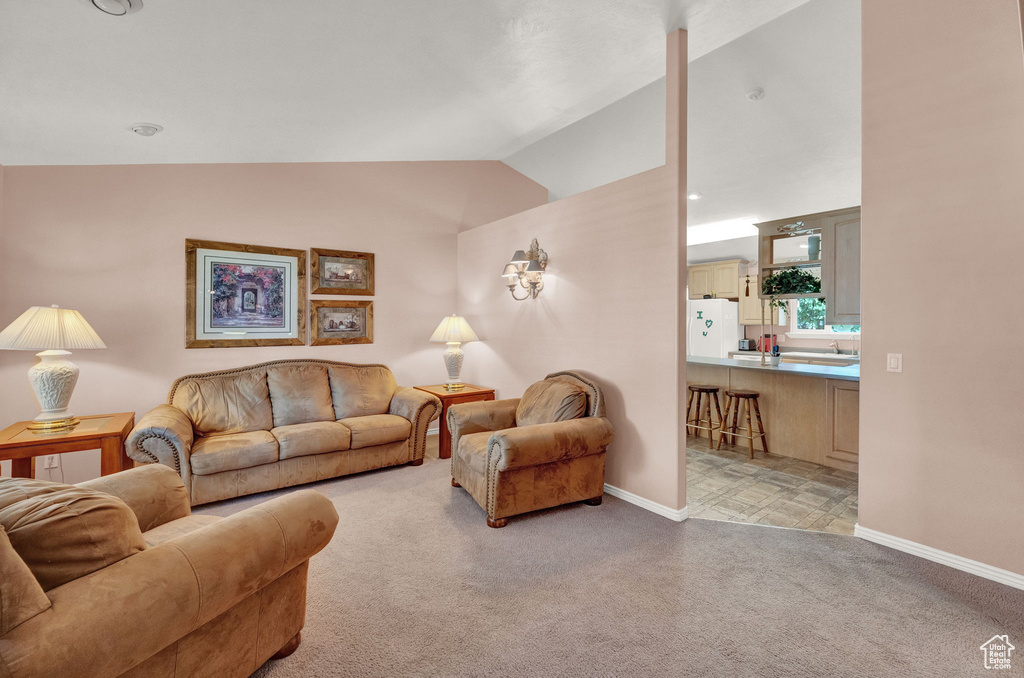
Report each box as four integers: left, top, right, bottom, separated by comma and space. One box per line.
0, 0, 810, 165
503, 0, 861, 233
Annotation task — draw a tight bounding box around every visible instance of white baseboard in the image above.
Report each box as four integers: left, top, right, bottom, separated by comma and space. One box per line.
427, 425, 439, 435
604, 483, 688, 522
854, 524, 1024, 591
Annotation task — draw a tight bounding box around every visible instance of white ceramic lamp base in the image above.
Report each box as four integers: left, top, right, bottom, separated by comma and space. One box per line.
27, 350, 80, 431
443, 342, 465, 392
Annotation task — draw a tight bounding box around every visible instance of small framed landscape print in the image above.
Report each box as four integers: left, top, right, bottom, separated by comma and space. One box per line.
310, 300, 373, 346
311, 248, 374, 295
185, 239, 306, 348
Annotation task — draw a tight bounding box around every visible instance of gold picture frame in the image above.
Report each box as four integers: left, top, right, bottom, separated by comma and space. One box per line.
310, 248, 375, 295
310, 300, 374, 346
185, 239, 307, 348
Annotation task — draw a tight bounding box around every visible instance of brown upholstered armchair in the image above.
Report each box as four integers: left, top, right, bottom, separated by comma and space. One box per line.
447, 370, 615, 527
0, 464, 338, 678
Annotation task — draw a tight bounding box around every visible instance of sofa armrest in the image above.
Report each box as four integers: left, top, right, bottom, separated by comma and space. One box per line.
76, 464, 191, 532
488, 416, 615, 472
126, 405, 195, 484
0, 490, 339, 678
389, 387, 441, 461
447, 398, 519, 456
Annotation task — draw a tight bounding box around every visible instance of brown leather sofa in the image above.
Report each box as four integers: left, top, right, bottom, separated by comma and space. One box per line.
448, 371, 615, 527
0, 464, 338, 678
127, 360, 441, 505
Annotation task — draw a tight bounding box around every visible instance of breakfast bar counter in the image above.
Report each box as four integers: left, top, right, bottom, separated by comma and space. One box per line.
686, 356, 859, 472
687, 355, 860, 381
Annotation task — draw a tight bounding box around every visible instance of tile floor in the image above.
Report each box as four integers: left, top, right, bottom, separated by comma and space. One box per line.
686, 435, 858, 534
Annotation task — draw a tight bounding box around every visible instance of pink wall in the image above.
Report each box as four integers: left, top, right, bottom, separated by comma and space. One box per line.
456, 32, 688, 511
0, 161, 546, 481
861, 0, 1024, 574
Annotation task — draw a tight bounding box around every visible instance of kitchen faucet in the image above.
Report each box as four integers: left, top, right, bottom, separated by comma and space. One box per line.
829, 340, 840, 354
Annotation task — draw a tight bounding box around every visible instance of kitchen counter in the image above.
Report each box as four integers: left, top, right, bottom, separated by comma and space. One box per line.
686, 357, 860, 472
687, 355, 860, 382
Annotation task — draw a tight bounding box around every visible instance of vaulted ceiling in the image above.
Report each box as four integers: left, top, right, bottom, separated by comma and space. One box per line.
0, 0, 812, 165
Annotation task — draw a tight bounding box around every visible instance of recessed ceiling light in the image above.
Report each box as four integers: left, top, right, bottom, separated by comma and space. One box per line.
687, 192, 703, 200
89, 0, 142, 16
798, 244, 809, 249
131, 123, 163, 137
746, 87, 765, 102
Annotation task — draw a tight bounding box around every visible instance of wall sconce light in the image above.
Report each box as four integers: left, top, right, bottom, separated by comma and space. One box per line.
501, 238, 548, 301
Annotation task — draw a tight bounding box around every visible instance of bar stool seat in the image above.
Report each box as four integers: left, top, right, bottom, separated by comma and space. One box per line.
718, 389, 769, 458
686, 384, 724, 444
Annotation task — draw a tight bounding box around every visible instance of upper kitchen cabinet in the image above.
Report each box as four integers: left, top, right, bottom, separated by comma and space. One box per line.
688, 265, 713, 299
711, 262, 741, 298
738, 274, 783, 325
820, 209, 861, 325
755, 207, 861, 324
688, 259, 744, 299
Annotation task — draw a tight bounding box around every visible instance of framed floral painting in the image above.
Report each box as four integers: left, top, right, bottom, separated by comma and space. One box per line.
185, 239, 306, 348
310, 248, 374, 295
310, 300, 373, 346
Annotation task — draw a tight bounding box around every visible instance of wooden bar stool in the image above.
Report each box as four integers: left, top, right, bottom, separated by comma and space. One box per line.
718, 389, 769, 458
686, 385, 724, 445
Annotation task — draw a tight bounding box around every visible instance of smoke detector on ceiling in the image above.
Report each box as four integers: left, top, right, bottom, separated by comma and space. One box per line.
85, 0, 143, 16
746, 88, 766, 102
131, 123, 162, 137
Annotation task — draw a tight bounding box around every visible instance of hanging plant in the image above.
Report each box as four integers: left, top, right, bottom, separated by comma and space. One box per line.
761, 267, 821, 309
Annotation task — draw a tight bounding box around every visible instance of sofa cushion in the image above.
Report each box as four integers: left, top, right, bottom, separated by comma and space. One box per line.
267, 364, 335, 427
191, 431, 279, 476
515, 379, 588, 427
456, 431, 491, 462
0, 486, 145, 591
328, 365, 397, 419
272, 421, 352, 460
0, 525, 51, 635
337, 414, 411, 449
171, 370, 274, 436
142, 514, 221, 547
0, 476, 68, 511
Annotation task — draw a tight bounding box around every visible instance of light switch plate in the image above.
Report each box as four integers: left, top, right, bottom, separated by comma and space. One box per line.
887, 353, 903, 373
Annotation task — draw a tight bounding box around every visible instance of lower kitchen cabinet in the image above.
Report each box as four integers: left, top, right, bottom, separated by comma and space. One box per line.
685, 362, 858, 472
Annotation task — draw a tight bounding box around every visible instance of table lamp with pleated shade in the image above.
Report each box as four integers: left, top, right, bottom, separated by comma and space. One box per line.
0, 305, 107, 432
429, 315, 478, 392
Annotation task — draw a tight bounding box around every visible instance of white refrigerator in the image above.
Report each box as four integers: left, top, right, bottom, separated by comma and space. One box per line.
687, 299, 739, 358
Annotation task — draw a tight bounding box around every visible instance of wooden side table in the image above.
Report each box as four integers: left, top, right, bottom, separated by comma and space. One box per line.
0, 412, 136, 479
413, 385, 495, 459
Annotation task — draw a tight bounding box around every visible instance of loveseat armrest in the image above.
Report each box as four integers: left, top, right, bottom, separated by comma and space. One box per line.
447, 398, 520, 456
0, 490, 339, 678
389, 387, 441, 462
126, 405, 195, 485
488, 416, 615, 472
77, 464, 190, 532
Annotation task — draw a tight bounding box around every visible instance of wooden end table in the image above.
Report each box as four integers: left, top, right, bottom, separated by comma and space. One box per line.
414, 385, 495, 459
0, 412, 136, 479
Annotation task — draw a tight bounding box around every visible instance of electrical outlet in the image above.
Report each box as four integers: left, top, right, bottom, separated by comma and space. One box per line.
886, 353, 903, 373
44, 455, 59, 469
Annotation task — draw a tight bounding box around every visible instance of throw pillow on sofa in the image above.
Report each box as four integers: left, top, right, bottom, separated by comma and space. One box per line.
0, 482, 145, 591
515, 379, 588, 427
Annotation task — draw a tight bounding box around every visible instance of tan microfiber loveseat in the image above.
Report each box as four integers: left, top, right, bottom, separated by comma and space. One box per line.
448, 370, 615, 527
127, 360, 441, 505
0, 464, 338, 678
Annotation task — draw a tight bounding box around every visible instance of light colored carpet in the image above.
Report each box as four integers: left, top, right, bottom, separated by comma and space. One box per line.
197, 454, 1023, 678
